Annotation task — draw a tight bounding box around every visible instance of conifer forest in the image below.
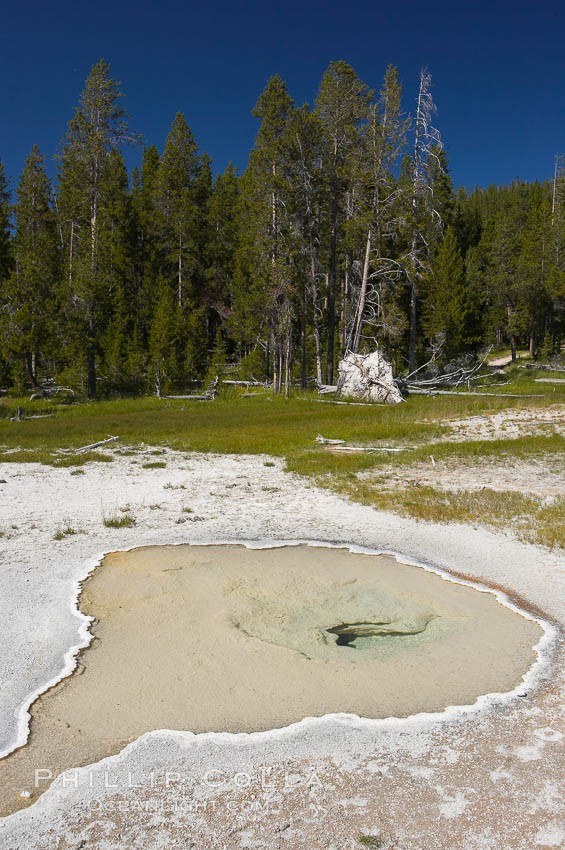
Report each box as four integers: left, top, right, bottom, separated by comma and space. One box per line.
1, 59, 564, 399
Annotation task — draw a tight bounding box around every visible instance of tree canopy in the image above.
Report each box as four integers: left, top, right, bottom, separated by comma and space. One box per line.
1, 59, 563, 396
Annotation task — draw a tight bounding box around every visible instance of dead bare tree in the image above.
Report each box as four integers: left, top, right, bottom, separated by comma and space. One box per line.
401, 345, 499, 393
29, 378, 75, 401
403, 68, 444, 372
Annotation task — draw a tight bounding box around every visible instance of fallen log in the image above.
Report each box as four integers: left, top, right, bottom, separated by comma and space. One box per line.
164, 376, 219, 401
316, 434, 345, 445
299, 398, 383, 407
70, 435, 120, 454
522, 363, 565, 372
163, 395, 211, 400
473, 381, 512, 388
29, 385, 75, 401
223, 380, 270, 387
10, 413, 56, 421
323, 445, 415, 453
407, 389, 544, 398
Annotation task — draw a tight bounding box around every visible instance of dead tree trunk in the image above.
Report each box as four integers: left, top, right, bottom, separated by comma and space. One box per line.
308, 251, 323, 386
351, 228, 372, 352
264, 339, 270, 382
406, 69, 442, 373
326, 183, 338, 384
178, 233, 183, 307
87, 345, 97, 400
300, 281, 307, 389
24, 354, 40, 389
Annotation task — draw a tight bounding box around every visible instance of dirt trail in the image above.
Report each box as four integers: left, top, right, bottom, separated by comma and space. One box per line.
487, 352, 529, 366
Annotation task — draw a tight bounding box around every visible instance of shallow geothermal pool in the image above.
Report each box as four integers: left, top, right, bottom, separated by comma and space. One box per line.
0, 544, 543, 815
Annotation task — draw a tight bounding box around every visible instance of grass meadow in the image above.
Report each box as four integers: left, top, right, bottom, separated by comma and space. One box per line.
1, 366, 564, 548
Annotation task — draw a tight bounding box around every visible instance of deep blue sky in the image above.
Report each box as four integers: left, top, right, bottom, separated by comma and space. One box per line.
2, 0, 564, 194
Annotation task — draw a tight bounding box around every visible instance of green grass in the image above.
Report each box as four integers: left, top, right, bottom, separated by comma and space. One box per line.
53, 526, 77, 540
1, 373, 564, 548
332, 482, 565, 550
288, 434, 565, 479
1, 371, 563, 466
103, 513, 136, 528
0, 449, 113, 466
0, 394, 442, 461
142, 461, 167, 469
53, 451, 113, 467
288, 431, 565, 550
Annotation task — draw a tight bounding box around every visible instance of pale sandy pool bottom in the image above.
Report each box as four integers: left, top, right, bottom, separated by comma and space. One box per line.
0, 544, 543, 816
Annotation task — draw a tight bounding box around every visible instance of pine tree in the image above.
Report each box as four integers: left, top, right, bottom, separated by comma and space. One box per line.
315, 61, 372, 382
148, 284, 179, 396
423, 226, 465, 356
281, 104, 325, 386
99, 150, 137, 392
452, 186, 482, 255
429, 146, 455, 229
206, 162, 239, 335
0, 160, 11, 285
232, 75, 297, 392
485, 205, 525, 359
1, 146, 58, 388
231, 168, 271, 361
205, 325, 228, 386
57, 58, 139, 398
155, 113, 201, 308
188, 151, 213, 357
153, 114, 212, 384
0, 160, 13, 384
5, 58, 564, 393
517, 201, 553, 356
131, 145, 162, 339
463, 242, 488, 348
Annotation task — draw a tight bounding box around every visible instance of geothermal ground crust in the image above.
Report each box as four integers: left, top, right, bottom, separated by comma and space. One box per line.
0, 543, 542, 816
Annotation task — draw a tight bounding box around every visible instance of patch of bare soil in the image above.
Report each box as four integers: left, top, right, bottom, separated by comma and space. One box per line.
437, 404, 565, 442
354, 407, 565, 500
363, 456, 565, 501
